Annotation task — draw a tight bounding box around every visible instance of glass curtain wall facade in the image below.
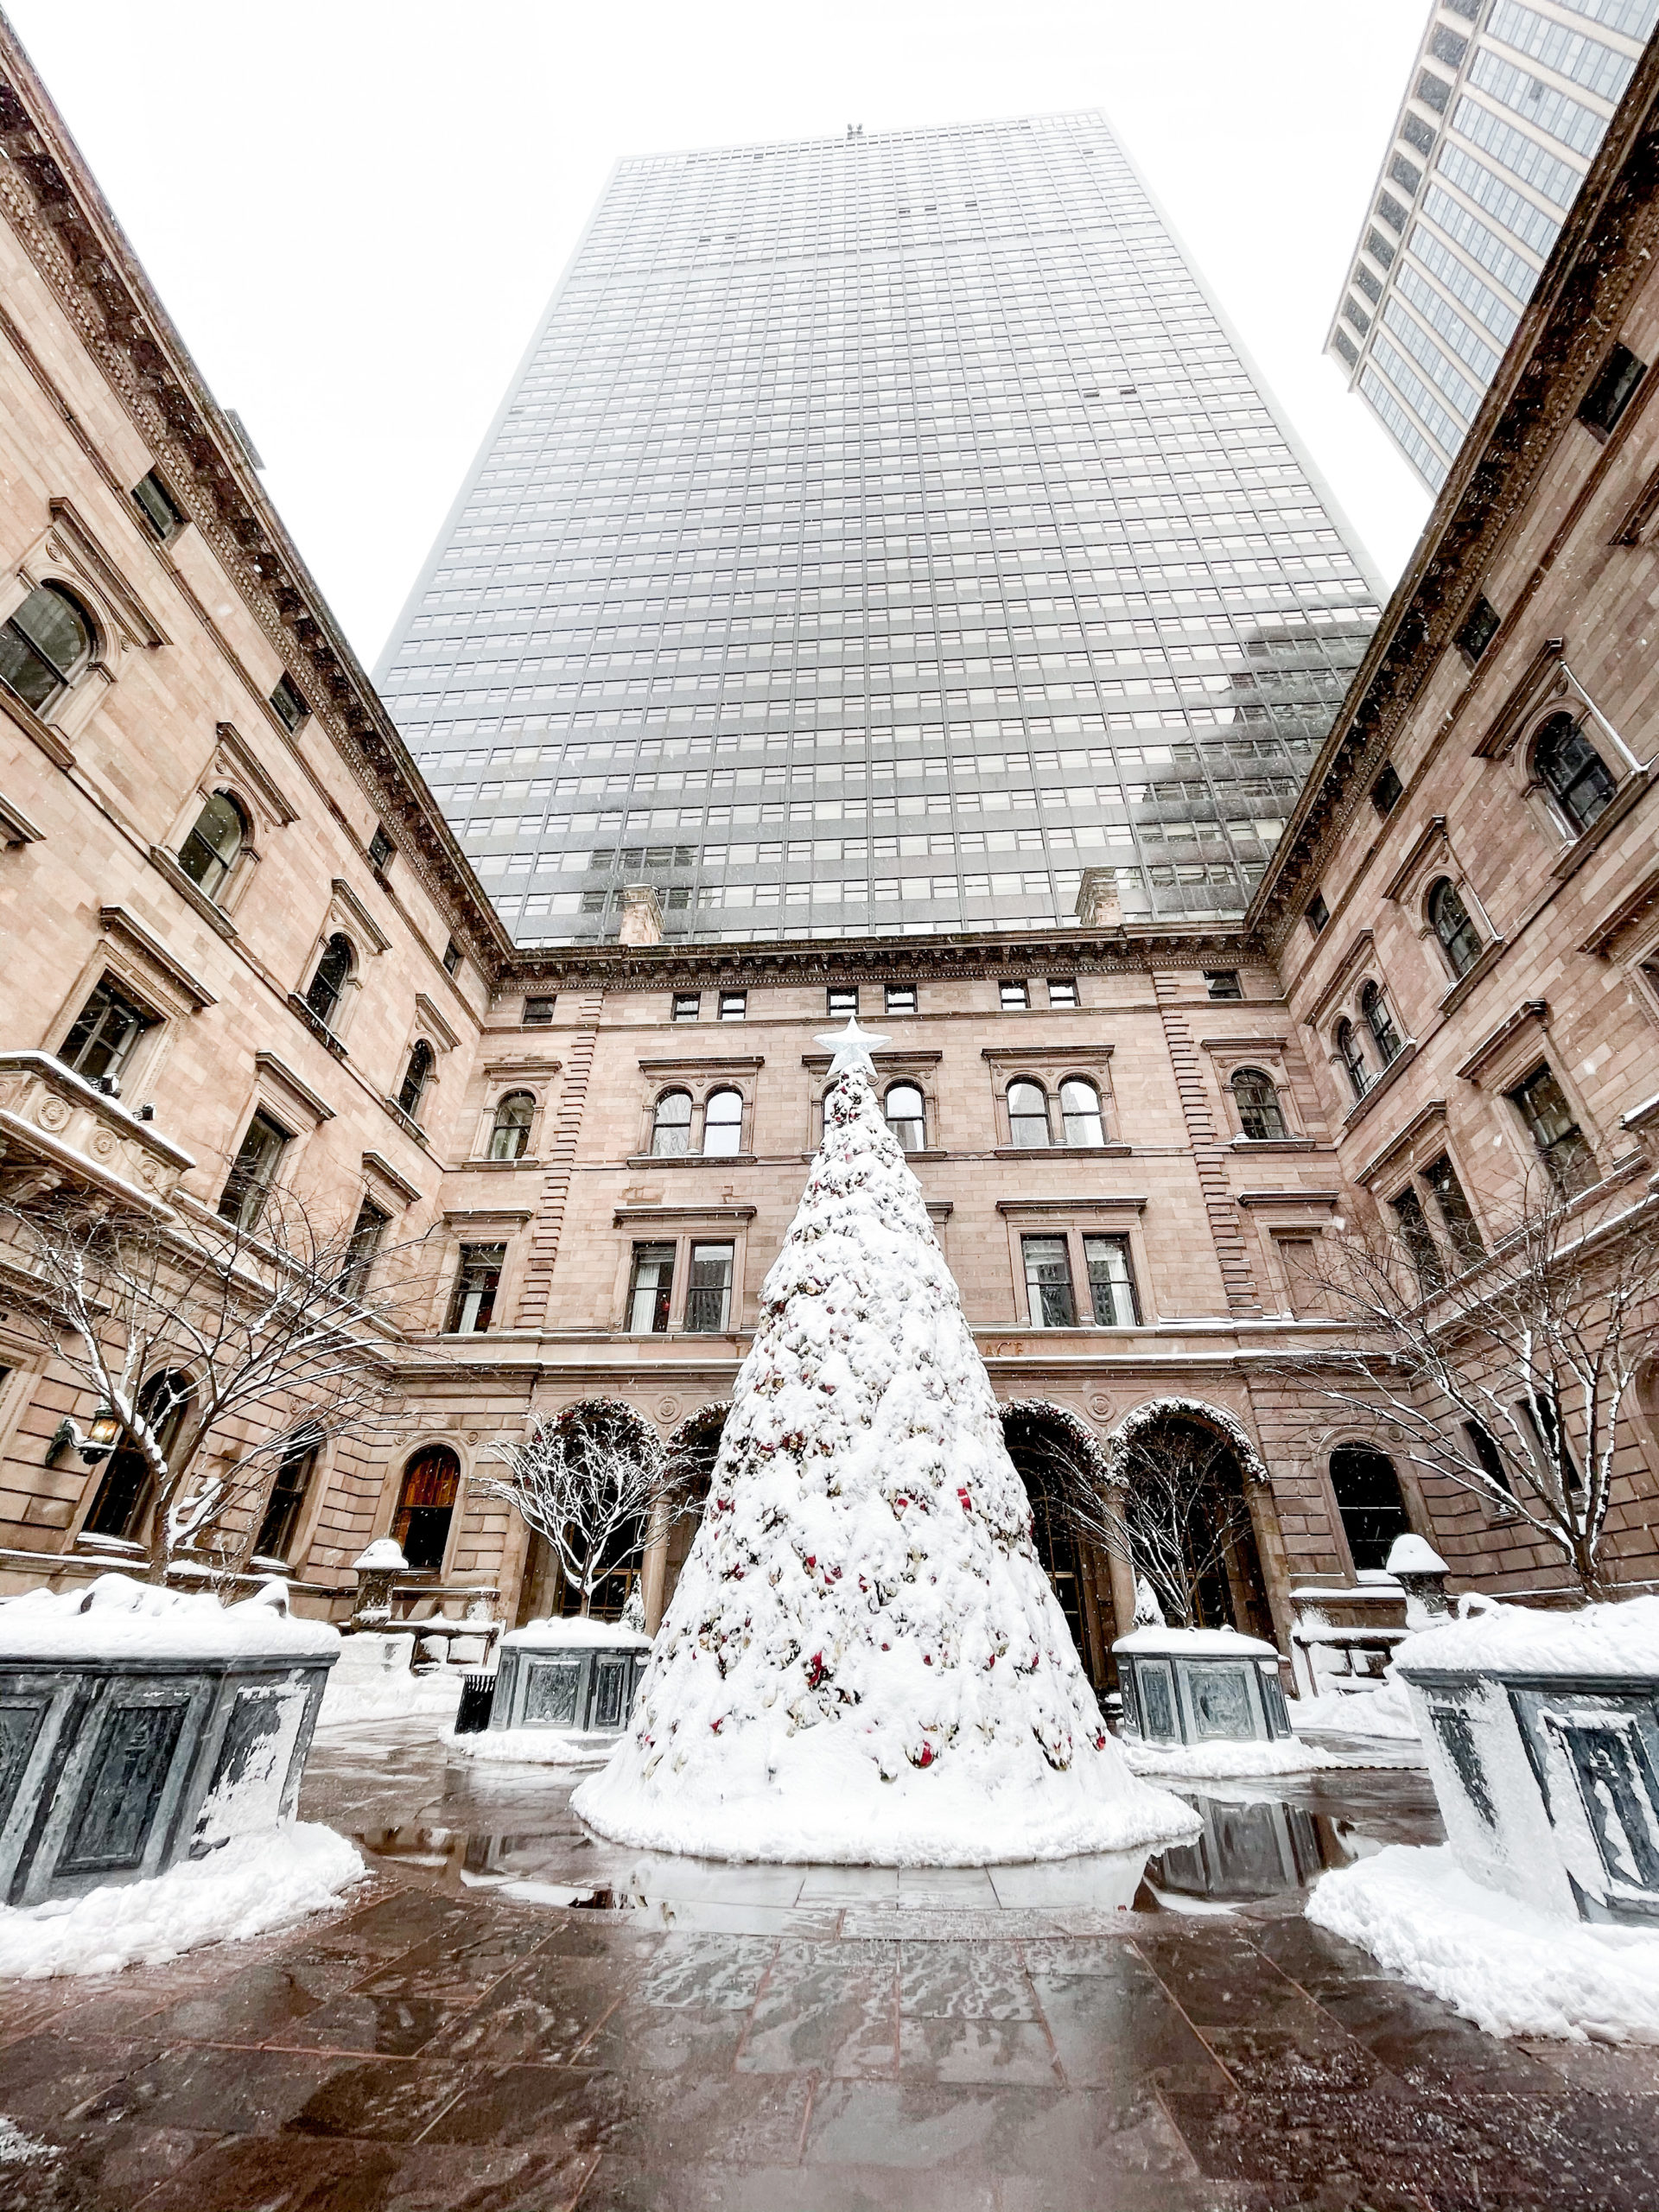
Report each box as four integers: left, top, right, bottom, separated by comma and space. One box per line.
378, 112, 1381, 944
1327, 0, 1656, 490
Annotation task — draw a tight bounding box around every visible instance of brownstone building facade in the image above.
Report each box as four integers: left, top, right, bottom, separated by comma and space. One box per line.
1, 24, 1657, 1676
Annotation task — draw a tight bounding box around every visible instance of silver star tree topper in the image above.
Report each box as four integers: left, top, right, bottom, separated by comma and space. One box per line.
815, 1014, 891, 1076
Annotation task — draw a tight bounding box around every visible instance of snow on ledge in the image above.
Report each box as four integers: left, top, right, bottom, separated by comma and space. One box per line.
1308, 1843, 1659, 2043
0, 1573, 340, 1664
1288, 1675, 1421, 1742
1395, 1592, 1659, 1678
503, 1617, 652, 1650
0, 1822, 364, 1978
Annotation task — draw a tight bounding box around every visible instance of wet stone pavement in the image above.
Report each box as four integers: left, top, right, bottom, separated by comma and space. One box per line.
0, 1723, 1656, 2211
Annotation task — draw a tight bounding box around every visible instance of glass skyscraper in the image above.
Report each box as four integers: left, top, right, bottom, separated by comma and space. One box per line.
1328, 0, 1656, 490
377, 111, 1382, 944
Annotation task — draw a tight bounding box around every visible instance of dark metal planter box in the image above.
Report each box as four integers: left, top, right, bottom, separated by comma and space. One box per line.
1397, 1662, 1659, 1926
1115, 1629, 1292, 1747
491, 1630, 649, 1737
0, 1649, 335, 1908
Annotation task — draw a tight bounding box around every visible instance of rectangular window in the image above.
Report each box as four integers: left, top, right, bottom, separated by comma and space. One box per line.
448, 1242, 505, 1333
1579, 342, 1645, 439
343, 1199, 390, 1296
1000, 980, 1029, 1010
1422, 1154, 1484, 1264
1517, 1395, 1583, 1492
685, 1243, 734, 1332
1306, 889, 1330, 936
368, 823, 395, 871
270, 674, 310, 733
442, 938, 463, 977
1454, 595, 1501, 664
1390, 1185, 1445, 1293
885, 983, 918, 1014
1204, 969, 1243, 1000
253, 1435, 320, 1564
218, 1109, 292, 1230
1022, 1235, 1076, 1327
826, 987, 859, 1018
1084, 1234, 1140, 1325
1365, 225, 1397, 269
719, 990, 747, 1021
1046, 979, 1078, 1007
1464, 1418, 1515, 1497
1508, 1064, 1596, 1192
671, 992, 701, 1021
130, 469, 184, 542
1370, 763, 1404, 815
1276, 1235, 1325, 1318
523, 995, 555, 1026
58, 976, 156, 1089
627, 1242, 675, 1332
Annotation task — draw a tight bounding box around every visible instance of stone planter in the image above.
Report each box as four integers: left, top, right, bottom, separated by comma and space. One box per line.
490, 1617, 652, 1738
0, 1573, 338, 1907
1114, 1625, 1291, 1747
1395, 1596, 1659, 1927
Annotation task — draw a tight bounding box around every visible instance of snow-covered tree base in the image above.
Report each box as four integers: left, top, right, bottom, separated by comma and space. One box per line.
575, 1723, 1189, 1866
572, 1020, 1195, 1868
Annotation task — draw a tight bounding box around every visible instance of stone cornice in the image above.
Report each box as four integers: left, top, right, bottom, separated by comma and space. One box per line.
1246, 36, 1659, 951
0, 30, 514, 974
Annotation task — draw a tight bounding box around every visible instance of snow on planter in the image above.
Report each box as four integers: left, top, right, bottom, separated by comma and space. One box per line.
1391, 1594, 1659, 1927
1114, 1624, 1293, 1748
0, 1573, 339, 1910
572, 1017, 1196, 1866
461, 1615, 653, 1764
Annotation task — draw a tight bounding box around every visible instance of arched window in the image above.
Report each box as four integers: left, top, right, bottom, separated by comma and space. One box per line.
885, 1081, 926, 1152
1007, 1078, 1051, 1147
651, 1090, 692, 1156
397, 1039, 435, 1121
0, 584, 92, 713
1329, 1444, 1412, 1574
391, 1445, 460, 1574
176, 791, 247, 899
84, 1370, 194, 1542
1361, 980, 1402, 1067
488, 1090, 535, 1160
1059, 1077, 1105, 1147
304, 933, 354, 1029
1535, 710, 1618, 834
1336, 1019, 1370, 1102
1427, 878, 1483, 979
1231, 1066, 1287, 1141
702, 1088, 744, 1156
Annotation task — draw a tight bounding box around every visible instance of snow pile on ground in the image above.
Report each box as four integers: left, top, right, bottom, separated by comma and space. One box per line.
0, 1573, 338, 1662
445, 1726, 613, 1765
1308, 1843, 1659, 2042
1289, 1671, 1421, 1741
1121, 1732, 1357, 1778
575, 1020, 1196, 1866
0, 2120, 52, 2166
317, 1659, 463, 1731
1395, 1592, 1659, 1676
0, 1823, 363, 1978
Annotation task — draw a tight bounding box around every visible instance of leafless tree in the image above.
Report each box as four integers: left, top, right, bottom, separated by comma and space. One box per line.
1078, 1423, 1259, 1630
478, 1403, 690, 1617
1274, 1177, 1659, 1601
0, 1181, 435, 1588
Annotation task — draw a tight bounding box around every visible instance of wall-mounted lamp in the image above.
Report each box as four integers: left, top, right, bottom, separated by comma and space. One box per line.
46, 1409, 122, 1469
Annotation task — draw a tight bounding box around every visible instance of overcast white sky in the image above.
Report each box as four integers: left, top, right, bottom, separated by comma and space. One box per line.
9, 0, 1436, 664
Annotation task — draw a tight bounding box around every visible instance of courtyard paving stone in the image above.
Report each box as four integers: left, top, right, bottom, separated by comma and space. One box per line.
0, 1718, 1649, 2209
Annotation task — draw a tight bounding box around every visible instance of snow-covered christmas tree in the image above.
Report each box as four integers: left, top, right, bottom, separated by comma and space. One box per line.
574, 1019, 1194, 1864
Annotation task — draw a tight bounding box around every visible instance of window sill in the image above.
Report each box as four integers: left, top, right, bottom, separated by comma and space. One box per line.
0, 677, 74, 770
286, 994, 348, 1060
148, 846, 238, 941
626, 1152, 755, 1169
1548, 763, 1655, 882
461, 1156, 542, 1171
1437, 937, 1507, 1018
993, 1142, 1131, 1160
380, 1097, 430, 1146
1228, 1135, 1319, 1152
1341, 1042, 1419, 1131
